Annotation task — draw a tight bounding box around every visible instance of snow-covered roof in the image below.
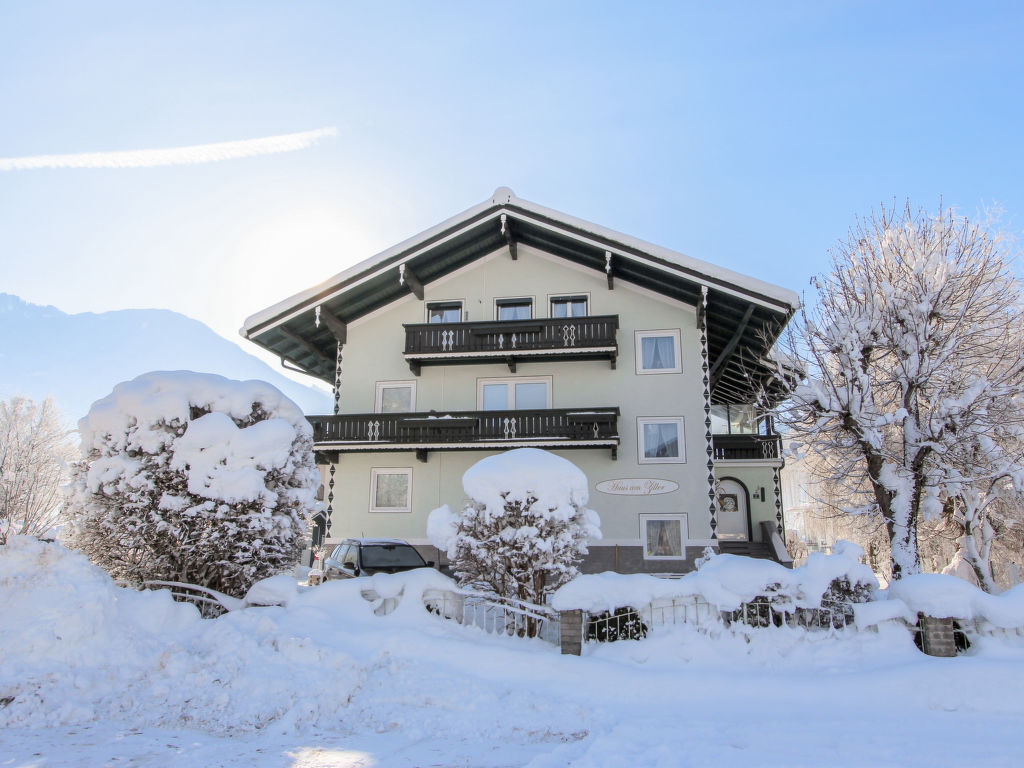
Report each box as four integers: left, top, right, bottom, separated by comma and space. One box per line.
243, 187, 797, 334
240, 187, 799, 404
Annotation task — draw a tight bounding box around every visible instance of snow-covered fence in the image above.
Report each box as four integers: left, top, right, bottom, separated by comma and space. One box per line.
142, 580, 244, 618
423, 588, 562, 645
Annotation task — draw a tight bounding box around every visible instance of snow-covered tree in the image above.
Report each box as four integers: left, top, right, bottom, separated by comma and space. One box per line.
775, 203, 1024, 581
0, 397, 77, 544
65, 372, 319, 597
428, 448, 601, 606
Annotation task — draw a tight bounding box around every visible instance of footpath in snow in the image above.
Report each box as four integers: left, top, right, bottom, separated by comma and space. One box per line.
2, 537, 1024, 768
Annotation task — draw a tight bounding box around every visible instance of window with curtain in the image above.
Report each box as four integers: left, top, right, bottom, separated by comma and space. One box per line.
496, 298, 532, 321
427, 302, 462, 323
479, 378, 551, 410
638, 417, 685, 463
635, 330, 681, 374
550, 295, 588, 318
376, 382, 415, 413
643, 518, 685, 559
371, 470, 411, 511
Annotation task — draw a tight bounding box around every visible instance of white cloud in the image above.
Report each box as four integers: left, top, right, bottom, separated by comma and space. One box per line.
0, 127, 337, 171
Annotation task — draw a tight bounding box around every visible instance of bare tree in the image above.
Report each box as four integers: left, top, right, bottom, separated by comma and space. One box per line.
775, 203, 1024, 581
0, 397, 77, 544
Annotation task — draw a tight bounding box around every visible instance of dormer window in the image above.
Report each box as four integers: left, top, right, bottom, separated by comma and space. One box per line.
495, 297, 533, 321
550, 295, 588, 318
427, 301, 462, 323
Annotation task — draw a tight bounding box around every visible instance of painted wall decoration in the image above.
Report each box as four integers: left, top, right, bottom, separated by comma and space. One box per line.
718, 493, 739, 513
596, 478, 679, 496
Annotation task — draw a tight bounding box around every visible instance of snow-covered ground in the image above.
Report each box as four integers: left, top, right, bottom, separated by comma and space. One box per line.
3, 537, 1023, 768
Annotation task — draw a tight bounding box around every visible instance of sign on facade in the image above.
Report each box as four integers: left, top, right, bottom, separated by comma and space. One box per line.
595, 479, 679, 496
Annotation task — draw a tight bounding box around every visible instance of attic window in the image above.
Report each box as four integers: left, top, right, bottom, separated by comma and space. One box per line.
495, 298, 533, 321
427, 301, 462, 324
550, 295, 588, 318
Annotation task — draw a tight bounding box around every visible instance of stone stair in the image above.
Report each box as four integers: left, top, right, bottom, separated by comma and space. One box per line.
718, 540, 775, 561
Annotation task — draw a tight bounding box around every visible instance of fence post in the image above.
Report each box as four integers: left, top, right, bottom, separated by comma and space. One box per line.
918, 613, 957, 657
560, 609, 584, 655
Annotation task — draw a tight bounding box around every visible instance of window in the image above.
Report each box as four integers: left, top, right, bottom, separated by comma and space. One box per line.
495, 297, 533, 321
340, 545, 358, 570
478, 376, 552, 410
635, 329, 682, 374
370, 468, 412, 513
637, 417, 685, 463
427, 301, 462, 324
710, 404, 760, 434
641, 515, 688, 560
375, 381, 416, 413
550, 294, 588, 318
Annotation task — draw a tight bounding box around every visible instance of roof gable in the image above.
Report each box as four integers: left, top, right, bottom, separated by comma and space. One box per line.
241, 188, 799, 403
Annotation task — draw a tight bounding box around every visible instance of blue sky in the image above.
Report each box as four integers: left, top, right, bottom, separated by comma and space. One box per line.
2, 1, 1022, 369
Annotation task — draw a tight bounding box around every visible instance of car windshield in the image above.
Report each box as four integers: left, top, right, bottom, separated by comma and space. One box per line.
360, 544, 426, 568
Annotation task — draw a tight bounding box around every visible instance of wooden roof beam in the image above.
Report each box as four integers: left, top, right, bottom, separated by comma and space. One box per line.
315, 305, 347, 345
501, 214, 517, 260
709, 304, 755, 388
399, 264, 425, 300
280, 327, 334, 368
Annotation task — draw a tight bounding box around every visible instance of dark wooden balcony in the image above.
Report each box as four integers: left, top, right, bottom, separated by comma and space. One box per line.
712, 434, 782, 462
403, 315, 619, 374
309, 407, 620, 462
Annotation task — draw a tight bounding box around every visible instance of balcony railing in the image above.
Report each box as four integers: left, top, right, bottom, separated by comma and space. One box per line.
309, 407, 620, 461
403, 315, 619, 374
712, 434, 781, 462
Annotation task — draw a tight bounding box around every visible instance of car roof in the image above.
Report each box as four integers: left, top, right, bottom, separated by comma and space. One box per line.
343, 537, 413, 546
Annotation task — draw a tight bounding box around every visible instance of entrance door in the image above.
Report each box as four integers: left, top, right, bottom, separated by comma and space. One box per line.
716, 479, 749, 541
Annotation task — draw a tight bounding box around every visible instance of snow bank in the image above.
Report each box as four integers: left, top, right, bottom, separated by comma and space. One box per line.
0, 537, 392, 733
888, 574, 1024, 627
552, 541, 877, 613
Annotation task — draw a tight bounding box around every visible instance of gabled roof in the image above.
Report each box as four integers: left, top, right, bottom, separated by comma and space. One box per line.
241, 187, 799, 405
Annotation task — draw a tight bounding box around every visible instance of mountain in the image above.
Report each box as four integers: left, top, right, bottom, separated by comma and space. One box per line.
0, 294, 332, 422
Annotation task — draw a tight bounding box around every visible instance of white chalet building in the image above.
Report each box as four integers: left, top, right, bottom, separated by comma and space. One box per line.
242, 188, 799, 572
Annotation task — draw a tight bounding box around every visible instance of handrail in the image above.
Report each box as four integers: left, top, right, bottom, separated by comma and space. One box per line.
308, 407, 620, 446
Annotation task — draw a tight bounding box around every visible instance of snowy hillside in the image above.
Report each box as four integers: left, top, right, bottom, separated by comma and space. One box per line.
0, 294, 331, 420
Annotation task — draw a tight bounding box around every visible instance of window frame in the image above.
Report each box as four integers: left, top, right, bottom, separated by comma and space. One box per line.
640, 514, 689, 560
634, 329, 683, 375
637, 416, 686, 464
494, 296, 535, 321
477, 375, 553, 410
425, 300, 464, 324
374, 380, 417, 414
548, 293, 590, 318
369, 468, 413, 513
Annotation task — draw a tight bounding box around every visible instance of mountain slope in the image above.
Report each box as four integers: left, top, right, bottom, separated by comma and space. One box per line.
0, 294, 332, 421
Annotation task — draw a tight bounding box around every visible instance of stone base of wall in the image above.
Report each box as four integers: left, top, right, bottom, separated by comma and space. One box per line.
580, 545, 703, 575
411, 544, 705, 577
918, 614, 957, 657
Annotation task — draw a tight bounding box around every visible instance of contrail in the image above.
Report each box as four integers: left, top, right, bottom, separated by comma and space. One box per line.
0, 127, 337, 171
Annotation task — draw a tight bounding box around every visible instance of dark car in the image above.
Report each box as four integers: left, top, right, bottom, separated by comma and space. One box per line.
322, 538, 434, 580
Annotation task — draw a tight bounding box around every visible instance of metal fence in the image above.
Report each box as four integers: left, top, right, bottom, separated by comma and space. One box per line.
423, 589, 562, 645
142, 580, 242, 618
582, 595, 860, 643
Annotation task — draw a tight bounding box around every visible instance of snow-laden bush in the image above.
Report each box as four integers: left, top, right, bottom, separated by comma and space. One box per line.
65, 371, 318, 597
429, 448, 600, 605
552, 540, 877, 616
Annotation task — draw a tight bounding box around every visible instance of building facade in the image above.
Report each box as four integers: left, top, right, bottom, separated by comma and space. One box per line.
242, 188, 798, 572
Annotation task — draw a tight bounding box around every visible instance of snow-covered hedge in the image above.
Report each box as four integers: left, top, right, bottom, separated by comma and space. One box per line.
552, 541, 877, 614
429, 448, 601, 604
65, 371, 319, 597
